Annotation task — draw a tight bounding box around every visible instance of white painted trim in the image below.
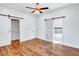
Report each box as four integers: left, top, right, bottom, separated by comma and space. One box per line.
38, 38, 79, 49
0, 41, 11, 47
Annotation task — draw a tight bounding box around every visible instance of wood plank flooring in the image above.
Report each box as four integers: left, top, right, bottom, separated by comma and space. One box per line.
0, 38, 79, 56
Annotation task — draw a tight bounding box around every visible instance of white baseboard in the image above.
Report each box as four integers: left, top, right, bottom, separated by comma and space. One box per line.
37, 38, 79, 49
0, 41, 11, 47
0, 38, 79, 49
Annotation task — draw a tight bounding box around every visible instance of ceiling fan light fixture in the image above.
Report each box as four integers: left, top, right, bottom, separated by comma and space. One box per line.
25, 3, 48, 14
35, 10, 40, 14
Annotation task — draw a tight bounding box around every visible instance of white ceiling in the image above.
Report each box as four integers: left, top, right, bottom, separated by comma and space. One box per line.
0, 3, 70, 14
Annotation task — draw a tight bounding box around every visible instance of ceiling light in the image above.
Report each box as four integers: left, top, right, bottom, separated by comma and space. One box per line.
35, 10, 40, 14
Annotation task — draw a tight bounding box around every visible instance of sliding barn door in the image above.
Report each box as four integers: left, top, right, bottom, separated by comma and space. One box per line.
46, 19, 53, 42
0, 16, 11, 46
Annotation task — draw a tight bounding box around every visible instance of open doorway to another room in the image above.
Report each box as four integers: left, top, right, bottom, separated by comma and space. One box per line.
11, 19, 20, 47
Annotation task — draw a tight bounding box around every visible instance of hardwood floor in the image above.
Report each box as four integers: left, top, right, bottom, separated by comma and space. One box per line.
0, 38, 79, 56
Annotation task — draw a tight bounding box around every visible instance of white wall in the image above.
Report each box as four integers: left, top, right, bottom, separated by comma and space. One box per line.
38, 4, 79, 48
0, 5, 36, 46
20, 14, 36, 41
0, 16, 11, 46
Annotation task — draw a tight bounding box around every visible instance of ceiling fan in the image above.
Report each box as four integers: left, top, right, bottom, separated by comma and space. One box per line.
25, 3, 48, 14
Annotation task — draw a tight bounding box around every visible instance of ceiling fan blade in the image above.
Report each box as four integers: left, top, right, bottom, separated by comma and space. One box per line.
25, 6, 34, 9
39, 10, 43, 13
40, 7, 48, 10
31, 10, 35, 13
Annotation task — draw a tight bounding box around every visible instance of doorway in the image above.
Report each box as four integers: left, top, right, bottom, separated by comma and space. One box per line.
11, 19, 20, 40
53, 18, 64, 44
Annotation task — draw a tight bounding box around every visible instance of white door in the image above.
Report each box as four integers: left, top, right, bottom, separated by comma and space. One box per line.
46, 19, 53, 42
11, 19, 20, 40
0, 16, 11, 46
